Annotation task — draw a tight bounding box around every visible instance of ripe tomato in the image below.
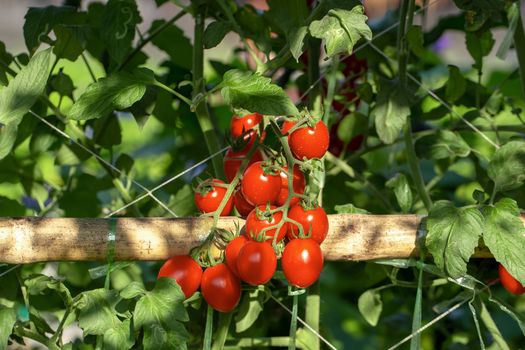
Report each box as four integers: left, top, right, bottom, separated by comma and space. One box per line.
245, 205, 288, 242
275, 165, 305, 207
201, 263, 241, 312
288, 120, 329, 160
236, 241, 277, 285
281, 120, 296, 135
281, 238, 323, 288
224, 148, 263, 183
230, 113, 263, 139
241, 161, 281, 206
225, 235, 249, 277
499, 264, 525, 295
287, 204, 329, 244
194, 179, 233, 216
234, 190, 254, 217
158, 255, 202, 298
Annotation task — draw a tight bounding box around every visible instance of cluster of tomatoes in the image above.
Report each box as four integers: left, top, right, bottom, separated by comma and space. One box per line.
159, 112, 331, 312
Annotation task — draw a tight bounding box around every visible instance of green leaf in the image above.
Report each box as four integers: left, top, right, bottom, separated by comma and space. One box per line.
203, 21, 232, 49
410, 266, 424, 350
221, 69, 299, 116
0, 123, 18, 160
406, 25, 425, 57
487, 140, 525, 192
465, 30, 494, 69
23, 6, 76, 54
53, 24, 87, 61
171, 185, 197, 217
101, 0, 141, 64
372, 84, 410, 144
75, 288, 121, 335
149, 20, 193, 70
334, 203, 369, 214
120, 281, 146, 299
143, 322, 188, 350
445, 65, 466, 102
415, 130, 471, 160
425, 201, 484, 278
267, 0, 309, 60
309, 6, 372, 57
0, 197, 26, 216
0, 305, 16, 350
25, 274, 72, 306
36, 152, 64, 189
385, 173, 413, 213
0, 48, 53, 125
235, 286, 267, 333
67, 68, 154, 121
358, 288, 383, 326
0, 42, 13, 86
104, 319, 135, 350
482, 198, 525, 285
336, 112, 367, 143
496, 3, 519, 59
479, 300, 510, 350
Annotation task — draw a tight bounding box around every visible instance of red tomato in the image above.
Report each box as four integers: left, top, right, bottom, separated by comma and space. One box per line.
499, 264, 525, 295
281, 120, 296, 135
194, 179, 233, 215
281, 238, 324, 288
234, 190, 254, 217
245, 205, 288, 242
158, 255, 202, 298
201, 263, 241, 312
241, 161, 281, 206
225, 235, 249, 277
287, 204, 329, 244
230, 113, 263, 139
288, 120, 329, 160
224, 148, 263, 183
236, 241, 277, 285
275, 165, 305, 206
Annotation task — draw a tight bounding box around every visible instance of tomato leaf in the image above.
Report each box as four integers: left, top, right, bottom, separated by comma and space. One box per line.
385, 173, 413, 213
445, 65, 466, 103
481, 198, 525, 286
0, 48, 53, 125
487, 140, 525, 193
336, 112, 367, 143
309, 6, 371, 57
372, 83, 410, 145
334, 203, 369, 214
221, 69, 299, 116
267, 0, 309, 60
0, 197, 26, 216
0, 123, 18, 160
425, 201, 484, 278
0, 305, 16, 350
25, 274, 72, 306
415, 130, 470, 160
53, 24, 88, 61
358, 288, 383, 326
149, 20, 193, 70
104, 319, 135, 350
67, 68, 155, 121
235, 286, 267, 332
204, 21, 232, 49
466, 30, 494, 70
120, 281, 146, 299
75, 288, 121, 335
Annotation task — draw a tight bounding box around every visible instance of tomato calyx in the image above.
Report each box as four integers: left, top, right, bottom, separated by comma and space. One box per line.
259, 160, 280, 176
193, 178, 227, 196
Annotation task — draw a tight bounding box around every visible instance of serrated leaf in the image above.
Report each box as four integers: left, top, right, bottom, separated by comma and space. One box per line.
53, 24, 88, 61
221, 69, 299, 116
104, 318, 135, 350
67, 68, 154, 121
25, 274, 72, 306
482, 198, 525, 285
0, 305, 16, 350
120, 281, 146, 299
426, 201, 484, 278
235, 286, 266, 332
101, 0, 141, 64
23, 6, 76, 53
487, 141, 525, 192
334, 203, 369, 214
150, 20, 192, 70
358, 289, 383, 326
203, 21, 232, 49
445, 65, 466, 102
386, 173, 413, 213
0, 123, 18, 160
0, 48, 52, 125
372, 84, 410, 144
143, 322, 188, 350
309, 6, 372, 57
415, 130, 471, 160
267, 0, 308, 60
75, 288, 121, 335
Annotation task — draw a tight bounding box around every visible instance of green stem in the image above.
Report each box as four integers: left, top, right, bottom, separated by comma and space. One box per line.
14, 327, 61, 350
203, 305, 214, 350
288, 294, 299, 350
81, 53, 97, 83
192, 2, 224, 179
225, 337, 294, 348
211, 312, 233, 350
305, 281, 320, 350
154, 80, 193, 106
513, 7, 525, 102
51, 308, 71, 345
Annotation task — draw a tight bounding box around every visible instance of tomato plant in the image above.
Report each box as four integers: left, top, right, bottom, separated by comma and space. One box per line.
275, 165, 306, 206
245, 205, 288, 242
224, 147, 263, 182
157, 255, 202, 298
287, 203, 329, 244
194, 178, 233, 215
288, 120, 330, 160
241, 161, 281, 206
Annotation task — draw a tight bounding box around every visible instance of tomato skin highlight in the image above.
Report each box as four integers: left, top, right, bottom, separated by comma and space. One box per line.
241, 161, 281, 206
224, 148, 263, 183
234, 190, 254, 217
225, 235, 249, 277
288, 121, 329, 160
275, 165, 306, 207
201, 263, 242, 313
245, 205, 288, 242
287, 204, 329, 244
158, 255, 202, 299
194, 179, 233, 216
499, 264, 525, 295
281, 238, 323, 288
236, 241, 277, 285
230, 113, 263, 139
